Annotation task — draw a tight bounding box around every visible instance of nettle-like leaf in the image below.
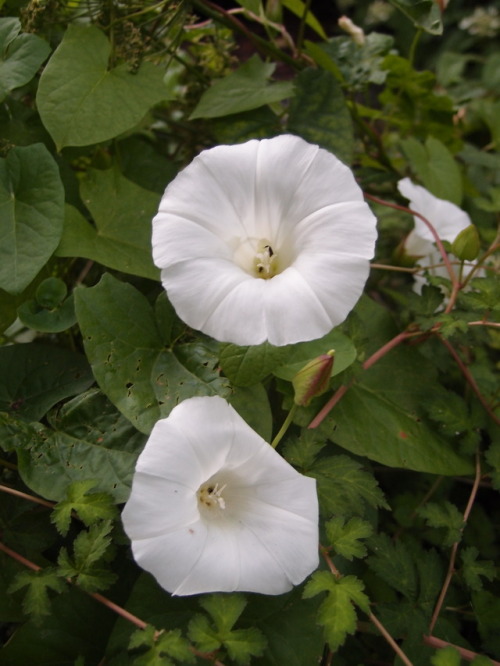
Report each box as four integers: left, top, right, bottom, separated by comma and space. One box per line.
56, 169, 161, 281
51, 480, 118, 536
303, 572, 369, 652
460, 547, 496, 592
188, 594, 267, 665
326, 516, 374, 560
57, 520, 117, 593
367, 534, 418, 601
418, 501, 464, 547
287, 68, 354, 165
0, 144, 65, 294
219, 341, 291, 387
457, 277, 500, 314
75, 273, 232, 434
282, 428, 327, 470
309, 454, 388, 516
0, 18, 51, 102
37, 24, 171, 149
9, 568, 65, 621
430, 645, 462, 666
129, 626, 195, 666
190, 54, 294, 120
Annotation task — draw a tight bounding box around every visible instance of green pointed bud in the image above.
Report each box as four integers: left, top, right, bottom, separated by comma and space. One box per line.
451, 224, 480, 261
292, 350, 335, 407
265, 0, 283, 23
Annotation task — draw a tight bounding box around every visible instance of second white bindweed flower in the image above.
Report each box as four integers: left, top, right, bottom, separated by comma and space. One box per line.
122, 396, 319, 596
152, 134, 377, 346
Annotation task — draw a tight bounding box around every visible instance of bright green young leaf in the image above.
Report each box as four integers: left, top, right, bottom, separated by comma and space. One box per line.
51, 480, 118, 536
400, 136, 463, 205
57, 520, 117, 593
326, 516, 374, 560
9, 569, 65, 621
17, 277, 77, 333
190, 54, 294, 119
287, 68, 354, 165
310, 454, 388, 516
0, 343, 93, 421
303, 572, 369, 651
37, 24, 171, 149
281, 0, 326, 38
129, 626, 195, 666
388, 0, 443, 35
430, 645, 461, 666
75, 274, 231, 434
199, 594, 247, 634
0, 144, 64, 294
220, 341, 291, 386
0, 18, 51, 102
418, 501, 464, 546
56, 169, 161, 280
460, 547, 496, 592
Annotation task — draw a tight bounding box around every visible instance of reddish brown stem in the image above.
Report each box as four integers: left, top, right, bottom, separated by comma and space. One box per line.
423, 635, 500, 665
438, 335, 500, 426
0, 483, 54, 509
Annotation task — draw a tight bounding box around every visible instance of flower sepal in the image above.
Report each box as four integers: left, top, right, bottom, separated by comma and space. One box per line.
451, 224, 481, 261
292, 350, 335, 407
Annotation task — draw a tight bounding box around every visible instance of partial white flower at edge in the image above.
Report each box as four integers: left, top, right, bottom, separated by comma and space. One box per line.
397, 178, 478, 294
122, 396, 319, 596
152, 134, 377, 347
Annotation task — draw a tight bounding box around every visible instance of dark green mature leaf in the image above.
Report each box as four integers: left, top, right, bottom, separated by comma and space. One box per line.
0, 144, 64, 293
190, 54, 294, 119
368, 534, 418, 601
287, 68, 354, 165
282, 428, 326, 470
310, 454, 388, 516
0, 18, 51, 102
57, 520, 117, 593
9, 569, 65, 621
75, 274, 231, 434
388, 0, 443, 35
220, 341, 291, 386
418, 501, 464, 546
460, 547, 496, 592
56, 169, 160, 280
0, 389, 145, 502
37, 24, 171, 149
0, 343, 93, 421
329, 345, 474, 475
303, 572, 369, 651
51, 480, 118, 536
189, 595, 267, 665
326, 516, 374, 560
401, 136, 463, 205
229, 383, 273, 442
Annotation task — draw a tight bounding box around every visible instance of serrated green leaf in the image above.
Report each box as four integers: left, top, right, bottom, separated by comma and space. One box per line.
400, 136, 462, 205
9, 569, 65, 620
0, 18, 51, 102
220, 341, 291, 386
0, 144, 64, 294
461, 547, 496, 592
367, 535, 418, 600
388, 0, 443, 35
310, 454, 388, 516
326, 516, 374, 560
418, 501, 464, 546
51, 480, 118, 536
457, 277, 500, 313
37, 24, 171, 149
0, 343, 93, 422
430, 645, 461, 666
190, 54, 294, 119
282, 428, 326, 470
287, 68, 354, 165
303, 573, 369, 651
188, 614, 221, 653
75, 274, 231, 434
224, 627, 267, 665
56, 169, 161, 280
129, 627, 195, 666
199, 594, 247, 633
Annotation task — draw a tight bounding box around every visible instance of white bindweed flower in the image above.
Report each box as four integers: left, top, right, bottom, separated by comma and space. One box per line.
122, 396, 319, 596
397, 178, 476, 293
152, 135, 377, 347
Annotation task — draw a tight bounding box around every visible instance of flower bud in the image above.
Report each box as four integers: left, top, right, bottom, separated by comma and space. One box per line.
338, 16, 365, 46
451, 224, 480, 261
292, 350, 335, 407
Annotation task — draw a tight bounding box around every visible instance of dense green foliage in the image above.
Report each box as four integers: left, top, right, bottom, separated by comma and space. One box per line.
0, 0, 499, 664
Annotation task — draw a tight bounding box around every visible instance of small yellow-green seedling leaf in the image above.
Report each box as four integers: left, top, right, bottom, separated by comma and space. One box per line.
430, 645, 461, 666
9, 569, 65, 622
129, 626, 195, 665
326, 516, 373, 560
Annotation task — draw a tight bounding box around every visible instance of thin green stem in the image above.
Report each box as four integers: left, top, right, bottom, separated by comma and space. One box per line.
296, 0, 313, 53
271, 404, 297, 449
408, 28, 422, 66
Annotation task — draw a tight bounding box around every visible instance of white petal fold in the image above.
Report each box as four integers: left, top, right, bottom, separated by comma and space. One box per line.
122, 396, 319, 596
153, 135, 377, 346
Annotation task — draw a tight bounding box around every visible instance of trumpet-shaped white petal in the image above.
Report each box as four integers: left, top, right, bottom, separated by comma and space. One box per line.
397, 178, 480, 293
122, 396, 319, 596
152, 135, 377, 346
